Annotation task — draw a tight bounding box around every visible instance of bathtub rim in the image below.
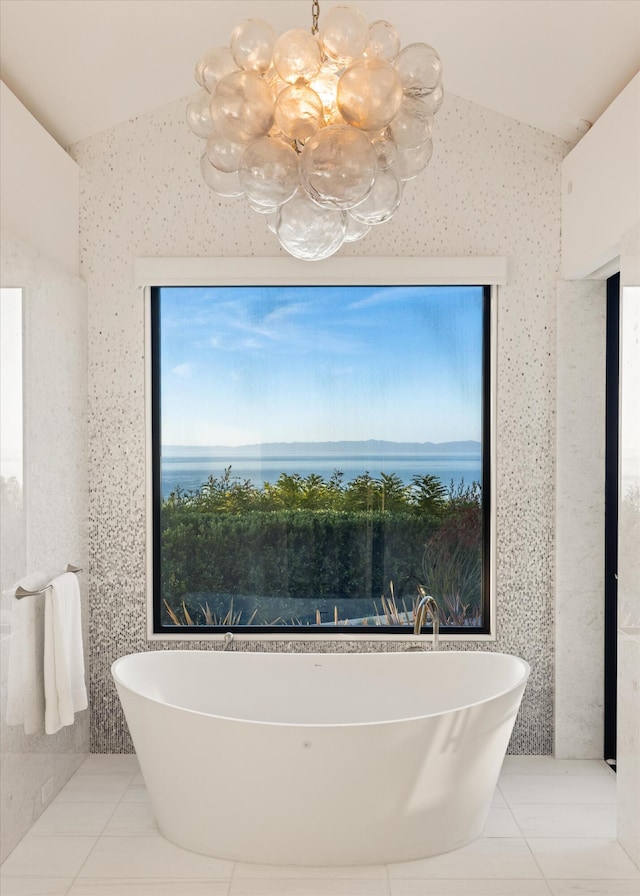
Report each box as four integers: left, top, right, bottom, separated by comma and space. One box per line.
111, 649, 530, 730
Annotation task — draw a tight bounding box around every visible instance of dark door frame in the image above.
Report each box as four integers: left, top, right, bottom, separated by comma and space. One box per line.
604, 272, 620, 767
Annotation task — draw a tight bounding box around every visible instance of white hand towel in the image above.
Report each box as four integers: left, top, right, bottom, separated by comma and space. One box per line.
5, 573, 48, 735
44, 571, 88, 735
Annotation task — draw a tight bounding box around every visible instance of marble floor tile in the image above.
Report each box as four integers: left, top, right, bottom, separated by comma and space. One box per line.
499, 775, 617, 805
482, 805, 522, 837
389, 881, 553, 895
29, 801, 116, 837
546, 882, 640, 895
67, 879, 231, 895
0, 880, 73, 896
77, 835, 234, 880
387, 838, 543, 880
500, 758, 611, 777
2, 755, 638, 896
102, 802, 158, 836
0, 835, 97, 878
229, 880, 389, 895
491, 785, 509, 807
76, 754, 139, 776
120, 773, 150, 803
233, 862, 387, 879
55, 774, 133, 803
527, 838, 640, 880
510, 803, 617, 838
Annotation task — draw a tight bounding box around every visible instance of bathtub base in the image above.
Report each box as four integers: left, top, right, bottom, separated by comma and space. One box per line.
157, 814, 486, 866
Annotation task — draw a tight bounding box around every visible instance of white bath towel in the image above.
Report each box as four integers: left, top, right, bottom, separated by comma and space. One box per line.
5, 573, 48, 734
44, 571, 88, 735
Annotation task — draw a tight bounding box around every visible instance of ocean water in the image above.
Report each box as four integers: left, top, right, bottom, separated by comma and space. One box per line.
161, 453, 482, 500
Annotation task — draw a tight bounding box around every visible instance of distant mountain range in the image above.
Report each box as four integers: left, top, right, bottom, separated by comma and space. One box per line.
163, 440, 481, 457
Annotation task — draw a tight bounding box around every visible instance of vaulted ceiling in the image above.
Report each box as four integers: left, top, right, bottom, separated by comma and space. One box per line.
1, 0, 639, 149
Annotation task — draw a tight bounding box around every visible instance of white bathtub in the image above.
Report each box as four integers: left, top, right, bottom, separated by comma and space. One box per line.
112, 649, 529, 866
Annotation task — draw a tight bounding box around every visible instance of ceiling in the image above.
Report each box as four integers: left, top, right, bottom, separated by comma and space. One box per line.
1, 0, 639, 149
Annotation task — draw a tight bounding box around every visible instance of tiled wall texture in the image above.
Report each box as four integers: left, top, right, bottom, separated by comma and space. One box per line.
0, 230, 89, 862
70, 91, 570, 755
554, 278, 606, 758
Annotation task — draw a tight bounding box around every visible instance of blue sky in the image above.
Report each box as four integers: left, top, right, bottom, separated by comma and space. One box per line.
159, 285, 484, 446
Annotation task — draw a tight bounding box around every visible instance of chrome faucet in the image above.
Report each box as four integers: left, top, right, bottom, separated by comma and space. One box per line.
412, 588, 440, 650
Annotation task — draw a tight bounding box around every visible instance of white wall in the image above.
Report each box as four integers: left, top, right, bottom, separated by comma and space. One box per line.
561, 72, 640, 280
0, 81, 80, 277
560, 75, 640, 865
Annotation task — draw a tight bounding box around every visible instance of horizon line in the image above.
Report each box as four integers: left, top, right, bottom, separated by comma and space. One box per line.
162, 438, 481, 449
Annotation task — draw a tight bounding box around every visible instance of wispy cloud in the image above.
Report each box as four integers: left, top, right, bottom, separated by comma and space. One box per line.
348, 285, 426, 310
263, 302, 310, 324
205, 300, 320, 353
171, 363, 193, 377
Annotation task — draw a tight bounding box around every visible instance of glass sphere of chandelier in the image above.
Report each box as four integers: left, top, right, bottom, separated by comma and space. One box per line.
187, 2, 443, 261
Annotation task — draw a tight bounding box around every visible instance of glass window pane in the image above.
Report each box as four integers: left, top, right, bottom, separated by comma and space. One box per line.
153, 283, 489, 633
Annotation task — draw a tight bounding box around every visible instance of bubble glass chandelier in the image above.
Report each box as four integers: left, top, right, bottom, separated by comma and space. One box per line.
187, 2, 443, 261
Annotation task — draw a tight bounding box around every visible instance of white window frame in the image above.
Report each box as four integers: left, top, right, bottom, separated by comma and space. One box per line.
137, 256, 505, 643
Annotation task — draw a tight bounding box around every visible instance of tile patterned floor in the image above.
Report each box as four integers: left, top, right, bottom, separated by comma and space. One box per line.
1, 756, 638, 896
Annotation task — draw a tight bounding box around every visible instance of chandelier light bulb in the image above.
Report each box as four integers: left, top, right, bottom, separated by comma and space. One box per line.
189, 2, 444, 260
238, 136, 300, 209
388, 96, 434, 148
199, 154, 244, 197
210, 71, 275, 144
275, 84, 325, 142
273, 29, 322, 84
300, 125, 378, 210
309, 68, 342, 124
344, 213, 372, 242
195, 46, 237, 93
186, 90, 214, 139
349, 167, 403, 225
337, 57, 403, 131
395, 42, 443, 97
230, 18, 277, 73
371, 133, 398, 170
276, 189, 347, 260
394, 139, 434, 181
319, 5, 369, 66
205, 131, 246, 173
364, 20, 401, 62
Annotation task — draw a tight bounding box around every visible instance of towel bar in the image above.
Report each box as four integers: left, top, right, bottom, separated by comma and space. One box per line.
15, 565, 83, 599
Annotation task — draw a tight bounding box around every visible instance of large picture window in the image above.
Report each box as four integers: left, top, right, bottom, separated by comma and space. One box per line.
151, 280, 492, 635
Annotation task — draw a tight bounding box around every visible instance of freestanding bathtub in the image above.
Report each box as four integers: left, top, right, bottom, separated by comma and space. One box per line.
112, 649, 529, 866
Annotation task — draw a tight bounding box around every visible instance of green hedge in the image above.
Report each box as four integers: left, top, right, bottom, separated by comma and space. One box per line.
159, 471, 484, 627
161, 509, 437, 618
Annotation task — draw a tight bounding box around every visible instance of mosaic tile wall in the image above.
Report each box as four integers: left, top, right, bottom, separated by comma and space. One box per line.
70, 90, 569, 755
